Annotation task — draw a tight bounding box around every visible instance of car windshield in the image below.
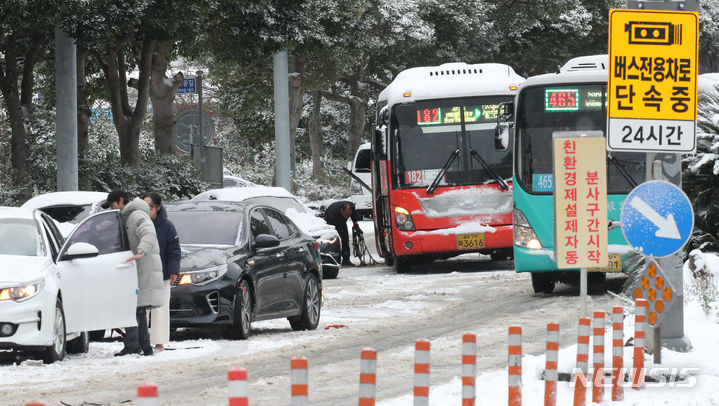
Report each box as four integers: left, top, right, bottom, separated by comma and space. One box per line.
0, 219, 40, 256
168, 211, 243, 245
354, 148, 371, 172
243, 196, 307, 214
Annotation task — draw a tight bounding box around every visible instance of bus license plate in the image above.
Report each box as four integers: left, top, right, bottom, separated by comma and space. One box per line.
456, 234, 485, 250
589, 254, 621, 272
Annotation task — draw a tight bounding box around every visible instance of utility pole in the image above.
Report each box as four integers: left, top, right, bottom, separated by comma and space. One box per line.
55, 30, 78, 191
273, 51, 291, 191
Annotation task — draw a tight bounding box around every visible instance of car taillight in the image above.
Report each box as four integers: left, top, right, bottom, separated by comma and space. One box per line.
312, 241, 321, 255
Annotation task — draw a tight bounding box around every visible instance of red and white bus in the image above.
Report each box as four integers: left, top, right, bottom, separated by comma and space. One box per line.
371, 63, 524, 272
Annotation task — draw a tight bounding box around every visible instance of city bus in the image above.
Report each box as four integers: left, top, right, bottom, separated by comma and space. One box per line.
370, 63, 524, 272
510, 55, 647, 293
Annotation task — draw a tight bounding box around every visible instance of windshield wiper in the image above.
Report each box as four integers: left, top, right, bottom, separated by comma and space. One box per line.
470, 149, 509, 190
608, 153, 638, 189
426, 149, 459, 195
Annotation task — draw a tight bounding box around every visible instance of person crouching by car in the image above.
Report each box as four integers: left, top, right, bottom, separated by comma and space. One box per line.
101, 190, 163, 356
323, 200, 362, 267
143, 192, 181, 352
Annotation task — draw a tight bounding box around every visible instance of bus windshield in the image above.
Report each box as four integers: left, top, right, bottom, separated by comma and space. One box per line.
391, 96, 513, 189
515, 84, 646, 195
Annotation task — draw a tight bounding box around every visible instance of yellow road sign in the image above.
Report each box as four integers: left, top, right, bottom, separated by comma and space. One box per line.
607, 9, 698, 153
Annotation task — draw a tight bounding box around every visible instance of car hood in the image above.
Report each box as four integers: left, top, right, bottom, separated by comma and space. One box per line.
179, 245, 238, 272
0, 255, 51, 285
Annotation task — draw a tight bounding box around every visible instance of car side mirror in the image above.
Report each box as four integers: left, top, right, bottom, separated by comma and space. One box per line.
346, 162, 352, 171
254, 234, 280, 249
61, 242, 99, 261
495, 124, 510, 151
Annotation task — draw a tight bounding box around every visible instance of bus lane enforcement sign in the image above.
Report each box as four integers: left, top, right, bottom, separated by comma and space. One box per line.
553, 132, 608, 269
633, 258, 676, 327
621, 180, 693, 257
607, 9, 698, 153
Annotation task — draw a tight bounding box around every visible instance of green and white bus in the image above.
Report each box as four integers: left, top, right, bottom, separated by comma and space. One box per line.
510, 55, 647, 293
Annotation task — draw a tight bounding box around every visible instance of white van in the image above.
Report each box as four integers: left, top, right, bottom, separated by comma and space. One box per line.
348, 142, 372, 218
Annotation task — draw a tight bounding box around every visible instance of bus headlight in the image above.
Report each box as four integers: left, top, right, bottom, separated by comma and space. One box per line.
513, 209, 542, 249
394, 206, 416, 231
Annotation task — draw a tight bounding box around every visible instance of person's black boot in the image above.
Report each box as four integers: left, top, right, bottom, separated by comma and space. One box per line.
114, 347, 142, 356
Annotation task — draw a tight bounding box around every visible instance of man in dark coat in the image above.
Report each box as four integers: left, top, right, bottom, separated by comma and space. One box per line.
324, 200, 362, 266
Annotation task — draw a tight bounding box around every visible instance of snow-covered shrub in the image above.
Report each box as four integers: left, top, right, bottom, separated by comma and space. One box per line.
683, 249, 719, 315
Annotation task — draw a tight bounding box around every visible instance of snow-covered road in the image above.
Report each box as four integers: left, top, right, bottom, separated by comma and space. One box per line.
0, 252, 628, 405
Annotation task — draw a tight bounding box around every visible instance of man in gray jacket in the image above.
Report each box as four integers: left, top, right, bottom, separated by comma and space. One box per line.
102, 190, 163, 356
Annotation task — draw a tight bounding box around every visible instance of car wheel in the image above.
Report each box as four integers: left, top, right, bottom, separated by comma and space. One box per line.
289, 274, 321, 331
67, 331, 90, 354
227, 280, 252, 340
43, 298, 67, 364
323, 267, 339, 279
531, 272, 555, 294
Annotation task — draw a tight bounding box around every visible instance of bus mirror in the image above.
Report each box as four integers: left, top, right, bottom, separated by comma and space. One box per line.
378, 106, 389, 126
495, 125, 510, 151
346, 161, 352, 171
373, 126, 387, 160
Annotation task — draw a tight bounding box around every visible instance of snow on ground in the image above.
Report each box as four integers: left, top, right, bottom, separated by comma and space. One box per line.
4, 218, 719, 405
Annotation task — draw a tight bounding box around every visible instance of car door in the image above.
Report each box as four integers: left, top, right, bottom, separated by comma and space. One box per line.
263, 208, 305, 312
55, 210, 138, 334
249, 208, 290, 317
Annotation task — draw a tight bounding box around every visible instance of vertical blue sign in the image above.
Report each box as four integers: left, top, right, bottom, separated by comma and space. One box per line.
176, 78, 196, 94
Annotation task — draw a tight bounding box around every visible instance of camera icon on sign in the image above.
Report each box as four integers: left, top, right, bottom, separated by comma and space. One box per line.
625, 21, 682, 46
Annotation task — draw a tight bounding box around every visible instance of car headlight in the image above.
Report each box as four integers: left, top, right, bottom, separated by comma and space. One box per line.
351, 181, 363, 195
513, 208, 542, 249
394, 206, 416, 231
178, 264, 228, 286
0, 279, 45, 302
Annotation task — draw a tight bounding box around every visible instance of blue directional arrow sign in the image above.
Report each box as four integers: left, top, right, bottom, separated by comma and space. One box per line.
621, 180, 694, 257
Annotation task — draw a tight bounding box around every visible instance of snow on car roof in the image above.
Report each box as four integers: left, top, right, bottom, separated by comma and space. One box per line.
0, 206, 35, 220
191, 186, 295, 202
21, 191, 107, 209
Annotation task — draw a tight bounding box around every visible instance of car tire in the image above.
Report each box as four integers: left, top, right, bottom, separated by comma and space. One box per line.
67, 331, 90, 354
43, 298, 67, 364
323, 267, 339, 279
289, 274, 321, 331
531, 272, 555, 294
227, 280, 252, 340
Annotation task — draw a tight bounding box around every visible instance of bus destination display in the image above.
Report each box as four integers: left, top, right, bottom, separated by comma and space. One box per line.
416, 104, 500, 126
543, 87, 604, 113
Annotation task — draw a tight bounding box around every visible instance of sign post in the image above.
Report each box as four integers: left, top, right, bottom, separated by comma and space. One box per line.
609, 0, 698, 353
553, 132, 608, 317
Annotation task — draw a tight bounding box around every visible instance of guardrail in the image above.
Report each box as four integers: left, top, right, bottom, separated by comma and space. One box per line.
25, 300, 649, 406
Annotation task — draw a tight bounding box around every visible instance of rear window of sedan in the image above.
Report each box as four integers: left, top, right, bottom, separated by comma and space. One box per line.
169, 211, 244, 245
243, 196, 307, 214
0, 219, 40, 256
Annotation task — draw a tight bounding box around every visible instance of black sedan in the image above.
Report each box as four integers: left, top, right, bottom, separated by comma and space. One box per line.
165, 201, 322, 339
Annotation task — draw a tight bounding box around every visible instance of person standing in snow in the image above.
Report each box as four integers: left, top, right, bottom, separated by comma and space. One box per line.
323, 200, 362, 266
143, 192, 181, 352
101, 190, 163, 356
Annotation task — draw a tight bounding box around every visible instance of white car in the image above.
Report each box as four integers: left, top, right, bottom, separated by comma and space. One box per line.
347, 142, 372, 218
21, 191, 107, 236
0, 207, 138, 363
191, 186, 343, 278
